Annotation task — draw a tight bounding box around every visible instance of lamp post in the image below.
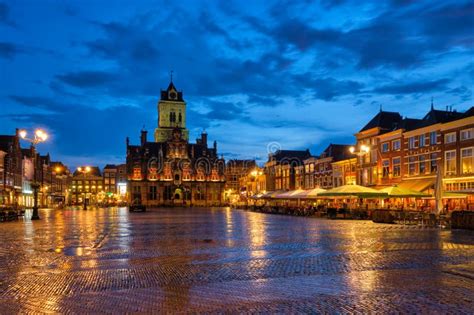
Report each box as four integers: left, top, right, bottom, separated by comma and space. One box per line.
77, 166, 91, 210
54, 166, 64, 206
19, 129, 48, 220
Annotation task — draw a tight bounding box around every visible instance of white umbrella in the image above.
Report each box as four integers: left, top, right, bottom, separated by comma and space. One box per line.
434, 161, 443, 215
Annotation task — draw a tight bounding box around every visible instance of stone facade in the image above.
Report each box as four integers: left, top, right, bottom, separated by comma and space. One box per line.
126, 81, 225, 207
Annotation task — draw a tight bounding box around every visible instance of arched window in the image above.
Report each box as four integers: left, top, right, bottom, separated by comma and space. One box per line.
178, 113, 182, 123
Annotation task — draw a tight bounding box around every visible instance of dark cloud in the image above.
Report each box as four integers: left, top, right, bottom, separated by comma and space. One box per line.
447, 86, 472, 102
9, 95, 66, 112
4, 95, 152, 156
293, 74, 364, 100
56, 70, 116, 88
0, 2, 15, 27
207, 100, 247, 121
372, 79, 450, 94
0, 42, 22, 59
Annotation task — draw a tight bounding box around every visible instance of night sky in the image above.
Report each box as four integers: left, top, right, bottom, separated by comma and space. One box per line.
1, 0, 473, 168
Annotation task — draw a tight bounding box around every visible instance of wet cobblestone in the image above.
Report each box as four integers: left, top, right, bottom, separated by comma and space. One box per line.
0, 207, 473, 313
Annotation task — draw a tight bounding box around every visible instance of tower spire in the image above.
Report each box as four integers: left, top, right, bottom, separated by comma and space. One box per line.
170, 70, 174, 83
431, 97, 434, 110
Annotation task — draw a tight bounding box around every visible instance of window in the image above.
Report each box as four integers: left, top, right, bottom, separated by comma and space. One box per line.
409, 136, 416, 149
381, 142, 389, 153
445, 132, 456, 144
382, 159, 390, 178
419, 155, 426, 174
392, 139, 401, 151
149, 185, 158, 200
430, 131, 437, 145
445, 150, 456, 176
392, 157, 401, 177
419, 134, 425, 147
408, 156, 417, 175
430, 153, 438, 173
461, 148, 473, 174
461, 128, 473, 141
132, 185, 141, 201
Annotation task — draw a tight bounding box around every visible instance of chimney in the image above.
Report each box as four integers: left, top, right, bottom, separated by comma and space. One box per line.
141, 130, 147, 146
213, 140, 217, 151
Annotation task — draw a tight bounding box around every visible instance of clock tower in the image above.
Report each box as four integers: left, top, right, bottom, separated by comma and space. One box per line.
154, 80, 189, 142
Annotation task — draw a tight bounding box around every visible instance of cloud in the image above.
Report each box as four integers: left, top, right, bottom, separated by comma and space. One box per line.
0, 42, 22, 59
56, 70, 116, 88
372, 79, 450, 94
5, 95, 152, 158
0, 3, 16, 27
9, 95, 66, 112
293, 74, 364, 100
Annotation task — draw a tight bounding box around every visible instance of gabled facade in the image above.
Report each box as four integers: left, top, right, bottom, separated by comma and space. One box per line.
127, 81, 226, 207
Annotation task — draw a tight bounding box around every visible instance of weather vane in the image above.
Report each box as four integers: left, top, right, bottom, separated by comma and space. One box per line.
170, 70, 174, 82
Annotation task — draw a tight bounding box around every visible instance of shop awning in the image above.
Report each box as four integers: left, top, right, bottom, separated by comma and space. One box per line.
378, 185, 431, 198
318, 184, 388, 198
261, 190, 286, 199
293, 188, 327, 199
398, 178, 435, 192
274, 189, 306, 199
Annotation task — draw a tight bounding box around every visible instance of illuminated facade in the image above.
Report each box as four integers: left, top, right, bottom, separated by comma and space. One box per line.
332, 157, 357, 187
70, 167, 103, 205
126, 81, 225, 207
355, 106, 474, 203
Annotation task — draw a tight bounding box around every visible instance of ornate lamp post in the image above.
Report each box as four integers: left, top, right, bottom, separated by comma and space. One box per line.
77, 166, 91, 210
19, 129, 48, 220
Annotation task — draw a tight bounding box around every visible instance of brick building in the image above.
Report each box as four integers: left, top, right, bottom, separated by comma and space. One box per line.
126, 80, 226, 207
265, 149, 312, 191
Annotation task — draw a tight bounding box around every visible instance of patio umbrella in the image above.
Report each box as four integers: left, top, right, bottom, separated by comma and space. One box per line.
261, 190, 286, 199
434, 161, 443, 215
293, 188, 327, 199
318, 184, 388, 198
275, 189, 306, 199
379, 185, 430, 198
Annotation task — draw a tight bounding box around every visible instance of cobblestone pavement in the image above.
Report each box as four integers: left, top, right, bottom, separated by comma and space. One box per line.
0, 207, 473, 313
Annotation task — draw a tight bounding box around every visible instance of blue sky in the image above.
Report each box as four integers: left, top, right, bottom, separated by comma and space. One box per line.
1, 0, 473, 168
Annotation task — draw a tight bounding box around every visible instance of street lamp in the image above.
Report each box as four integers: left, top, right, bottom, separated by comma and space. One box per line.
77, 166, 91, 210
54, 166, 64, 206
349, 145, 370, 156
19, 129, 48, 220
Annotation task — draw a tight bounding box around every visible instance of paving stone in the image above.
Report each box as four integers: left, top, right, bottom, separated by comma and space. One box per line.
0, 207, 473, 313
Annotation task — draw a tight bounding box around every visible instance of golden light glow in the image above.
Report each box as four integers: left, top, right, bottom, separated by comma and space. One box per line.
85, 166, 91, 172
55, 166, 61, 173
35, 129, 48, 141
19, 130, 27, 139
349, 146, 355, 153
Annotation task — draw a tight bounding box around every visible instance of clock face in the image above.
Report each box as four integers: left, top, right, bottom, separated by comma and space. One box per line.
170, 91, 177, 99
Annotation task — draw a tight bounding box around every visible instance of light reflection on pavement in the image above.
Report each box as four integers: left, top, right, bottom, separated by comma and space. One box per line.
0, 207, 473, 313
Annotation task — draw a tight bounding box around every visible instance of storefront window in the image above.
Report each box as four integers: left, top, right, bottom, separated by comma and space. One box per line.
392, 157, 401, 177
408, 156, 417, 175
445, 150, 456, 176
382, 159, 390, 178
430, 153, 438, 173
419, 155, 426, 174
461, 148, 473, 174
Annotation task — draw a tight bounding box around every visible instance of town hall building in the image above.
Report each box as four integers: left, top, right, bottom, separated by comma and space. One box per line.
126, 80, 226, 207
